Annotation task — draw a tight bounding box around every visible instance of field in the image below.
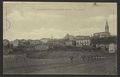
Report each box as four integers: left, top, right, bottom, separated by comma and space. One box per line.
3, 50, 117, 75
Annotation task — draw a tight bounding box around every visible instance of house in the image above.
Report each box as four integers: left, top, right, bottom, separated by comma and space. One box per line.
47, 39, 65, 47
11, 39, 20, 47
64, 40, 75, 46
19, 39, 27, 46
109, 43, 117, 53
75, 36, 91, 47
11, 39, 27, 47
41, 38, 51, 43
64, 33, 75, 40
64, 34, 76, 46
93, 32, 110, 38
53, 39, 65, 47
3, 39, 9, 46
28, 39, 42, 45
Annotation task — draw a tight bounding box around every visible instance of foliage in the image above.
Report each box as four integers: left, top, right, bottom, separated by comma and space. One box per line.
91, 36, 117, 45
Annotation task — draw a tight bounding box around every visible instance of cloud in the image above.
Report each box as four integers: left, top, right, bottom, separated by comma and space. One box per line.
3, 2, 117, 40
8, 11, 24, 20
8, 10, 63, 20
18, 28, 68, 39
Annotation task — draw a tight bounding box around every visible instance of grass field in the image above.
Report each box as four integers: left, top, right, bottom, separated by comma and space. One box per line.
3, 51, 117, 75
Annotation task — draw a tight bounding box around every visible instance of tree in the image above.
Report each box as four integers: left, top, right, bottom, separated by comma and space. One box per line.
91, 36, 117, 45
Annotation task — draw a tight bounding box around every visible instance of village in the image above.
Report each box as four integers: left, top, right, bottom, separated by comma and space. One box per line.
3, 20, 117, 55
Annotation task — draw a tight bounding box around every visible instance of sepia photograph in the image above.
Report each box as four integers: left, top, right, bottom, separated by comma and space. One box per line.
3, 2, 117, 75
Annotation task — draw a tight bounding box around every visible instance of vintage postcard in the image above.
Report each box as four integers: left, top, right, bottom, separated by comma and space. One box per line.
3, 2, 117, 75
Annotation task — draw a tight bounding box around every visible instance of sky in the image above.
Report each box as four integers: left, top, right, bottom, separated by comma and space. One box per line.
3, 2, 117, 41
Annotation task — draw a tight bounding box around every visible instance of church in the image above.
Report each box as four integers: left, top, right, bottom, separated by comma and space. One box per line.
93, 20, 111, 38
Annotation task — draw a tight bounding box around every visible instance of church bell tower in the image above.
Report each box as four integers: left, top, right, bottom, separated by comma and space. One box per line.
105, 19, 109, 33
